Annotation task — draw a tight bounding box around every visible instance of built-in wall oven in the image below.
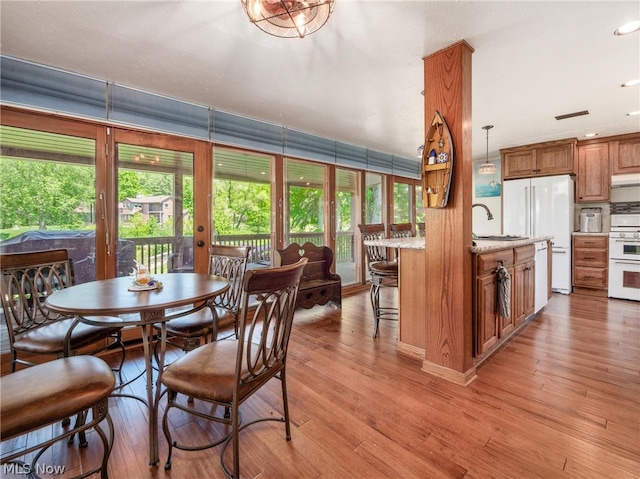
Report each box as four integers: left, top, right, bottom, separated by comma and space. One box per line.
608, 203, 640, 302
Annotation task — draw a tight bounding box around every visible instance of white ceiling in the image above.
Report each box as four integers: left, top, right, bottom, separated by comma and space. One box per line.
1, 1, 639, 164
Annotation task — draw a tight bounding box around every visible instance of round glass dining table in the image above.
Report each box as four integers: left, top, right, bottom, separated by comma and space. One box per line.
45, 273, 230, 466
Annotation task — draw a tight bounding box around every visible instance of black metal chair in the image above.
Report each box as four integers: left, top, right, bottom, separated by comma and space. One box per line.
357, 224, 398, 337
161, 258, 308, 478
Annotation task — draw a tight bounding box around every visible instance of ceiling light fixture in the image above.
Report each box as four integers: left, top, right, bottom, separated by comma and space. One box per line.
478, 125, 496, 175
584, 133, 598, 138
621, 79, 640, 87
627, 111, 640, 116
241, 0, 335, 38
614, 20, 640, 35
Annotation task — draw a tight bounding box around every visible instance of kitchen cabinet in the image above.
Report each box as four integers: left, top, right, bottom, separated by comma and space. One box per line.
513, 245, 535, 326
473, 244, 538, 358
501, 139, 576, 179
610, 133, 640, 174
576, 141, 610, 202
474, 249, 514, 355
572, 234, 608, 296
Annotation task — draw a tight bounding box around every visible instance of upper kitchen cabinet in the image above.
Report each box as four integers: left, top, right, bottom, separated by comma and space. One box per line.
577, 140, 609, 202
501, 139, 576, 179
610, 133, 640, 174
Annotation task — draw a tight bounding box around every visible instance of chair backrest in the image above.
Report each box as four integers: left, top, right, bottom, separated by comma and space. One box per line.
357, 223, 389, 265
234, 258, 307, 392
0, 249, 73, 346
417, 222, 425, 237
208, 244, 251, 313
390, 223, 413, 238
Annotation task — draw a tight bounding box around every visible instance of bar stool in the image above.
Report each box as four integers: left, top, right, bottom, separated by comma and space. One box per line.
390, 222, 413, 238
358, 224, 398, 337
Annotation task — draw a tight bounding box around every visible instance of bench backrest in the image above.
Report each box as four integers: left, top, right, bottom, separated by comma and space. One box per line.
274, 242, 340, 282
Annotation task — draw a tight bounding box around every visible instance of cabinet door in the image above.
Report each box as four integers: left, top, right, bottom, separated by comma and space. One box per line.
523, 261, 535, 318
503, 150, 536, 179
577, 142, 609, 202
537, 143, 574, 176
476, 274, 499, 355
611, 136, 640, 174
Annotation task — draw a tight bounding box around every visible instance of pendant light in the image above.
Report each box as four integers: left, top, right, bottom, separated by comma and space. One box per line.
478, 125, 497, 175
241, 0, 335, 39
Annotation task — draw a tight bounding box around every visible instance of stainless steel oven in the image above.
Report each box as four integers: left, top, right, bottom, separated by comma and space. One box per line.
608, 203, 640, 301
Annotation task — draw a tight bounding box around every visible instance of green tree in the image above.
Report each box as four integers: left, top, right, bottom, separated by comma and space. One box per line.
213, 180, 270, 235
0, 158, 94, 230
288, 186, 323, 232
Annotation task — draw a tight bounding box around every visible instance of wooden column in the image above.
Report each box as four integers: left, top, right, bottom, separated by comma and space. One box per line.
422, 41, 476, 385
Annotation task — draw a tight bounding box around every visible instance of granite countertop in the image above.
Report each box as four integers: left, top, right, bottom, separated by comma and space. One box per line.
572, 231, 607, 236
364, 235, 553, 252
363, 236, 425, 249
471, 235, 553, 253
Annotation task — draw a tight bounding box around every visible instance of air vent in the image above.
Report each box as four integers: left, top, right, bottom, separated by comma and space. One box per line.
555, 110, 589, 120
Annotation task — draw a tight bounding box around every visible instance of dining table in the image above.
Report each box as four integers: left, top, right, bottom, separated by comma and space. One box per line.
44, 273, 230, 466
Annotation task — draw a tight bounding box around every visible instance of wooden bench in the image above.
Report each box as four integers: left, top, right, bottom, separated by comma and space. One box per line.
274, 242, 342, 310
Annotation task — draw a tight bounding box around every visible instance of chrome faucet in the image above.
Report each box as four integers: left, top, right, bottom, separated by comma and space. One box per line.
472, 203, 494, 220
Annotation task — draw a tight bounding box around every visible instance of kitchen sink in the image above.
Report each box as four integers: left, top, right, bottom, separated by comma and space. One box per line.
475, 235, 527, 241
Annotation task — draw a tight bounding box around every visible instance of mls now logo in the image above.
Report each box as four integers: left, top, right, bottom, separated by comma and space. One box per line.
3, 462, 66, 476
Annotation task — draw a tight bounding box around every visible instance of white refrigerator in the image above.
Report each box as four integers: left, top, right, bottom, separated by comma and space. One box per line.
503, 175, 574, 295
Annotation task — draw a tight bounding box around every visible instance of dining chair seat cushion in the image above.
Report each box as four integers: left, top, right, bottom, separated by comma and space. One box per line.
369, 260, 398, 276
163, 307, 236, 338
1, 356, 115, 439
13, 316, 123, 355
161, 339, 271, 403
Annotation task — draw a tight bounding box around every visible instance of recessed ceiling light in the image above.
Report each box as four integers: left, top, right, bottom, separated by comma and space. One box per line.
627, 111, 640, 116
614, 20, 640, 35
584, 133, 598, 138
621, 79, 640, 87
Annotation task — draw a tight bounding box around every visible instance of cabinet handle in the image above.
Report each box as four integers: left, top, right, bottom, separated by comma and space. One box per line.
584, 256, 596, 260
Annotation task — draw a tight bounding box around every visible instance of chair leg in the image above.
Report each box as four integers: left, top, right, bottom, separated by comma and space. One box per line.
369, 278, 382, 338
280, 370, 291, 440
162, 390, 178, 470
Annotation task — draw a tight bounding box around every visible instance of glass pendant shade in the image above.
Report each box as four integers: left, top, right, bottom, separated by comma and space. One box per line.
479, 124, 496, 175
478, 161, 497, 175
241, 0, 335, 38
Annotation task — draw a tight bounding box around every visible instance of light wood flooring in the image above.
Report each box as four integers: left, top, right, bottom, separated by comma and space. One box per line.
2, 290, 639, 479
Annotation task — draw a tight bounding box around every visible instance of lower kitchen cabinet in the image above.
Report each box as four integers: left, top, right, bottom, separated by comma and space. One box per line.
513, 245, 535, 326
473, 244, 536, 359
572, 234, 608, 296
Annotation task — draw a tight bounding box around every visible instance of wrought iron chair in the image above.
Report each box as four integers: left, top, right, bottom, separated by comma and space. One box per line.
161, 257, 307, 478
158, 245, 251, 357
0, 248, 125, 447
0, 249, 125, 377
357, 224, 398, 337
390, 222, 414, 238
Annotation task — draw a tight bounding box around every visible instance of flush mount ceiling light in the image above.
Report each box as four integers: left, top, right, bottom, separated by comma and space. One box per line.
614, 20, 640, 35
478, 125, 496, 175
621, 79, 640, 87
241, 0, 335, 38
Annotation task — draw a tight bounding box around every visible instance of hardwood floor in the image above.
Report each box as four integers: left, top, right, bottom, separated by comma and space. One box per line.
2, 291, 639, 478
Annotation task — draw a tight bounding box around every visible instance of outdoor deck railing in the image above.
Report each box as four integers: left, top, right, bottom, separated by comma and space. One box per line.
129, 232, 355, 274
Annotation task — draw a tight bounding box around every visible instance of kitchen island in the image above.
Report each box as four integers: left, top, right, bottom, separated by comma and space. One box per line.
364, 235, 552, 365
